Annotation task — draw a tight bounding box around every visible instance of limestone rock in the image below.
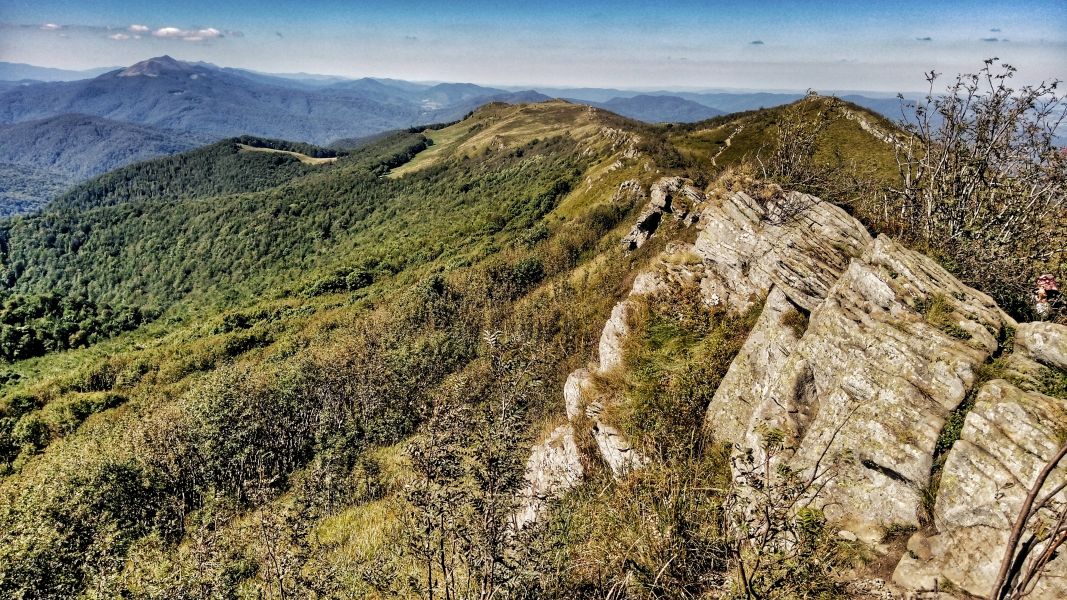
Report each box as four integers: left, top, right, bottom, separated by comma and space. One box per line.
622, 177, 705, 250
591, 420, 644, 478
613, 178, 645, 204
906, 532, 931, 561
694, 190, 872, 312
650, 176, 703, 224
1016, 321, 1067, 371
563, 365, 646, 478
598, 269, 667, 374
598, 300, 632, 373
739, 235, 1008, 540
894, 380, 1067, 598
515, 424, 585, 529
563, 369, 594, 421
704, 286, 805, 445
999, 351, 1054, 391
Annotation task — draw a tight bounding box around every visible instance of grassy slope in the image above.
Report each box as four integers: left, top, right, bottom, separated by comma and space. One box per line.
0, 101, 656, 415
0, 101, 661, 593
670, 96, 899, 182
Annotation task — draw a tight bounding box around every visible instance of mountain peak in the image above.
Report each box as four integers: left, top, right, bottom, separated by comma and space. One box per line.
118, 55, 195, 78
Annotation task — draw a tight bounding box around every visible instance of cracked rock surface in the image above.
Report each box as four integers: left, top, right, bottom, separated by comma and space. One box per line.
519, 180, 1067, 599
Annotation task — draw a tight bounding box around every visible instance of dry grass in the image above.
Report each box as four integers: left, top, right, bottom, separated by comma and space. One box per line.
236, 143, 338, 165
391, 100, 641, 179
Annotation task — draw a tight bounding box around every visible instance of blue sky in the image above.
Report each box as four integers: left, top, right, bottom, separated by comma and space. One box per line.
1, 0, 1064, 91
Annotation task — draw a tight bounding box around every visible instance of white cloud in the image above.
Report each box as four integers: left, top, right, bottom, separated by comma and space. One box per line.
40, 23, 61, 31
153, 27, 184, 38
108, 33, 130, 41
129, 24, 149, 33
152, 26, 223, 42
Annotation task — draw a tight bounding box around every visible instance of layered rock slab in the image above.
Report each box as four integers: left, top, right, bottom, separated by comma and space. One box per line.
705, 224, 1011, 541
894, 379, 1067, 598
772, 236, 1006, 538
703, 285, 806, 446
694, 190, 872, 312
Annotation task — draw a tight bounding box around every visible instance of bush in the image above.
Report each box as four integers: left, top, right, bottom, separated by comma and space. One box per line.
888, 60, 1066, 320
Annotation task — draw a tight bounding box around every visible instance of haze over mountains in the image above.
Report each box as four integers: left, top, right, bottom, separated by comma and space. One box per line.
0, 55, 915, 215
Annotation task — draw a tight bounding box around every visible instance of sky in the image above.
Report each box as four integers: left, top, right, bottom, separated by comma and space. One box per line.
1, 0, 1065, 92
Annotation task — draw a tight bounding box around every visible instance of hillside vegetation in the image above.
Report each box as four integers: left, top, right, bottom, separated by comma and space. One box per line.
0, 90, 1061, 600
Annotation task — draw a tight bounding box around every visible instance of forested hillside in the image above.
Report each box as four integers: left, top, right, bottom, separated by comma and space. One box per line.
0, 115, 208, 181
0, 57, 549, 214
0, 164, 69, 217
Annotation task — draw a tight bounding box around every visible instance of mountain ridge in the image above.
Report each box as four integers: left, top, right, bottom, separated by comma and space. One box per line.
0, 57, 556, 213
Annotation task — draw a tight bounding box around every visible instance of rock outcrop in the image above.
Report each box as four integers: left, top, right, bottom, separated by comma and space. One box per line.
515, 424, 584, 530
700, 189, 1011, 540
693, 190, 872, 312
773, 237, 1005, 534
894, 376, 1067, 597
622, 177, 703, 250
520, 176, 1067, 599
519, 179, 691, 526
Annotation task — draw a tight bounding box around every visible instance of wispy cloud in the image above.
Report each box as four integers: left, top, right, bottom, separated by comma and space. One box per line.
129, 24, 149, 33
40, 23, 61, 30
990, 27, 1002, 32
750, 40, 764, 45
108, 33, 130, 41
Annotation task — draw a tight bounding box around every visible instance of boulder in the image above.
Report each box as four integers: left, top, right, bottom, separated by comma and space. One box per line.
893, 380, 1067, 598
515, 424, 585, 529
1016, 321, 1067, 371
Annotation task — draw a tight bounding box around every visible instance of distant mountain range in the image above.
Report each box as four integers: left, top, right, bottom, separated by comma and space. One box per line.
0, 57, 554, 212
0, 114, 210, 215
0, 56, 539, 144
0, 56, 919, 215
0, 61, 118, 82
582, 95, 724, 123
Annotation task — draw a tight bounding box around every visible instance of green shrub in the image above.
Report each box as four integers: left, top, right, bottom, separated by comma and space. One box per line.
11, 412, 48, 451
